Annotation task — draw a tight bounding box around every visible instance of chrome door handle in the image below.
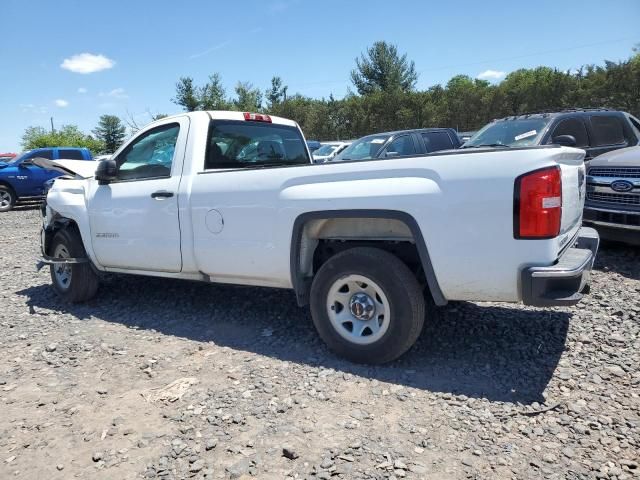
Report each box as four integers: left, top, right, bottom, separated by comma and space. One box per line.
151, 191, 174, 199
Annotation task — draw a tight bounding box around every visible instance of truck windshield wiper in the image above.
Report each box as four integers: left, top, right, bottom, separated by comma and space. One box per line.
461, 143, 511, 149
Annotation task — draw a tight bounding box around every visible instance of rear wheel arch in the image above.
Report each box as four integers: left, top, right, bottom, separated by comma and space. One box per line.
289, 210, 446, 307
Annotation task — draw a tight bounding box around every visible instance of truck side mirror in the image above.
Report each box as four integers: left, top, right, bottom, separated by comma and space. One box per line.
552, 135, 577, 147
95, 159, 117, 185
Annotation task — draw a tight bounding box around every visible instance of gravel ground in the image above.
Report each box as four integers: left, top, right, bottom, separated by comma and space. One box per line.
0, 206, 638, 480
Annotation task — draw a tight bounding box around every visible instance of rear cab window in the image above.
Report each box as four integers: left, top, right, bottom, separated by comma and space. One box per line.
205, 120, 310, 169
590, 115, 626, 146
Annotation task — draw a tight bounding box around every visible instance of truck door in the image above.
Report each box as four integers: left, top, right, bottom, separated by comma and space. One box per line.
87, 117, 189, 272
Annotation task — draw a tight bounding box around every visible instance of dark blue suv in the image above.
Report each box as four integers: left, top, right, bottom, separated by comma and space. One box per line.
0, 147, 93, 212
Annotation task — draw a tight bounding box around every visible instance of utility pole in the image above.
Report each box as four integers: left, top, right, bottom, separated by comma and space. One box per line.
50, 117, 54, 133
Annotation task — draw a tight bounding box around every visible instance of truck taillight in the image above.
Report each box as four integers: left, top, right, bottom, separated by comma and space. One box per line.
243, 112, 271, 123
514, 166, 562, 239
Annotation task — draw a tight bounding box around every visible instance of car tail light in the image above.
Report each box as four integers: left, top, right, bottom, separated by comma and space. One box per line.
243, 112, 271, 123
514, 166, 562, 239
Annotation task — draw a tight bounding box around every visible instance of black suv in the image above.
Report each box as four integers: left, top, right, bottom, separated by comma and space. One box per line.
332, 128, 461, 162
463, 109, 640, 160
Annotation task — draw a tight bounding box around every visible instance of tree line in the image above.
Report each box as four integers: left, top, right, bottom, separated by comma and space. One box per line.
21, 41, 640, 152
172, 41, 640, 140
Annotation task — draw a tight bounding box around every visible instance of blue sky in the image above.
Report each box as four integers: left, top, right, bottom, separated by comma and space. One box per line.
1, 0, 638, 151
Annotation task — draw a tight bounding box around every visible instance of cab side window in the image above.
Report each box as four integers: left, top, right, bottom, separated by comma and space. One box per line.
116, 124, 180, 180
590, 115, 626, 146
550, 118, 589, 147
422, 131, 455, 152
383, 135, 416, 158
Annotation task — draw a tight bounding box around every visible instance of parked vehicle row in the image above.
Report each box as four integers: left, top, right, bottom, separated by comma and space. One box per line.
0, 147, 93, 212
38, 110, 597, 364
332, 128, 462, 162
463, 108, 640, 160
311, 142, 352, 163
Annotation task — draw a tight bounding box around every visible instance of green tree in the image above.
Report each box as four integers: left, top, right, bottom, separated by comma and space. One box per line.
21, 125, 104, 153
265, 76, 288, 109
351, 41, 418, 95
93, 115, 126, 153
200, 73, 229, 110
173, 77, 200, 111
233, 81, 263, 111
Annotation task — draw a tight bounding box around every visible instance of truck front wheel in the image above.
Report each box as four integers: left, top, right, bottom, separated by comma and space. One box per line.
49, 229, 99, 302
310, 247, 425, 364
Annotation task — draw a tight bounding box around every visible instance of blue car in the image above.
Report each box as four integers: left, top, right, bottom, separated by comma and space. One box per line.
0, 147, 93, 212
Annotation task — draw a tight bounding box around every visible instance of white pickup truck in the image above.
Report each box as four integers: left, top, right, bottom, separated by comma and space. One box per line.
38, 111, 599, 363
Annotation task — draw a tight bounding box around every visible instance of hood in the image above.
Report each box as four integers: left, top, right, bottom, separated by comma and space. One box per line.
588, 146, 640, 167
31, 158, 97, 178
0, 161, 10, 169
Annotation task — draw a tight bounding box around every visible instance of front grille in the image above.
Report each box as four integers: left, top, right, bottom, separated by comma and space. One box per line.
586, 192, 640, 205
588, 167, 640, 178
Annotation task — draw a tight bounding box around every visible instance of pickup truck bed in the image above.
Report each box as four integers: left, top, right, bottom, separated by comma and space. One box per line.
38, 111, 598, 363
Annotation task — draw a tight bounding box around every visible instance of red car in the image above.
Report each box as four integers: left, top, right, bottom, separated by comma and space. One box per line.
0, 153, 17, 162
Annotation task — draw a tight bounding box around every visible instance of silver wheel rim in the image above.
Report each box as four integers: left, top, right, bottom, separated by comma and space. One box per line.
53, 243, 72, 290
326, 274, 390, 345
0, 191, 11, 208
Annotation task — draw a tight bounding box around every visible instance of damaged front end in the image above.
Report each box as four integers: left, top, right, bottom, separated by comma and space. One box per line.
32, 158, 95, 271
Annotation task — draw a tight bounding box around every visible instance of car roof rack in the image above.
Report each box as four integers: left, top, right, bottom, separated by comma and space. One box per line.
498, 107, 617, 121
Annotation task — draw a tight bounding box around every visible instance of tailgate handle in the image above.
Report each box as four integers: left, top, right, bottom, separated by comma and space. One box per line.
151, 191, 174, 199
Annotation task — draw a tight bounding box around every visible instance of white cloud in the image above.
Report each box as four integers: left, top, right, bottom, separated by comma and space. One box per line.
77, 87, 88, 94
477, 69, 506, 81
60, 53, 115, 74
99, 88, 128, 99
189, 41, 230, 59
54, 99, 69, 107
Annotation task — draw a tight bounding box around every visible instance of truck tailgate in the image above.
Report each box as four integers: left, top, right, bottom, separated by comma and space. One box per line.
551, 148, 587, 252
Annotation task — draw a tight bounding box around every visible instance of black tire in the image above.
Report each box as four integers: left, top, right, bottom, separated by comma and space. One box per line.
49, 228, 99, 302
0, 185, 16, 212
310, 247, 425, 364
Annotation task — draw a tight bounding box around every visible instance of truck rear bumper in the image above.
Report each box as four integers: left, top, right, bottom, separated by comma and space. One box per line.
521, 227, 599, 307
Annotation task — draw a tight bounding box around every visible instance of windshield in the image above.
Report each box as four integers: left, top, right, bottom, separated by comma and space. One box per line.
335, 135, 389, 161
313, 145, 339, 157
4, 152, 26, 165
464, 118, 552, 147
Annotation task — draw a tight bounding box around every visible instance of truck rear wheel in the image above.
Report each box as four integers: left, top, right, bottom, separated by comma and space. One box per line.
49, 229, 99, 302
0, 185, 16, 212
310, 247, 425, 364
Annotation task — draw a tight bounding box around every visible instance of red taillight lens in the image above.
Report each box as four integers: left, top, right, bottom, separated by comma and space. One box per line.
243, 112, 271, 123
514, 166, 562, 239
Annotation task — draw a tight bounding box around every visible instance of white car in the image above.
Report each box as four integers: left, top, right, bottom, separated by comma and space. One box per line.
39, 111, 598, 363
312, 141, 351, 163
